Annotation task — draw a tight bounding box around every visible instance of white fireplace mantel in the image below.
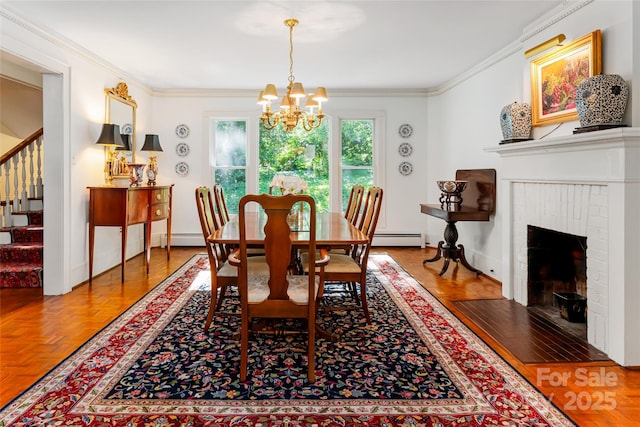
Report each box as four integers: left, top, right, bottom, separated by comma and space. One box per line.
486, 127, 640, 367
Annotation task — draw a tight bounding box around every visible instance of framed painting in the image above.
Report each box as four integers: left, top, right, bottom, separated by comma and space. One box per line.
530, 29, 601, 126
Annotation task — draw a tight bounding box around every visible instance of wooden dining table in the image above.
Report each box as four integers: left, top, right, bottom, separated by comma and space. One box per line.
207, 211, 368, 248
207, 211, 368, 341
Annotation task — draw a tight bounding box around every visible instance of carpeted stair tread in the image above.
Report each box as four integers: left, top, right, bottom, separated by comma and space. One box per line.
0, 242, 44, 263
0, 262, 43, 288
11, 225, 43, 243
1, 209, 44, 288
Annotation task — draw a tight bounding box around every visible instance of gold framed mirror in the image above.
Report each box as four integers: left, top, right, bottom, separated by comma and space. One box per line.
105, 82, 137, 177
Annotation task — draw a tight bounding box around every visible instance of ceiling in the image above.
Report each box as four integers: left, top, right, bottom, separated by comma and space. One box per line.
2, 1, 564, 92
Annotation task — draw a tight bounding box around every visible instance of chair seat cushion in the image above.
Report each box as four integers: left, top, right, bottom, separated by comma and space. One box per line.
247, 274, 320, 304
218, 256, 269, 278
300, 252, 360, 273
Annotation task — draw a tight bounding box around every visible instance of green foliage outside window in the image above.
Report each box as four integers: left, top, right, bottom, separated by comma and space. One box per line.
259, 121, 330, 211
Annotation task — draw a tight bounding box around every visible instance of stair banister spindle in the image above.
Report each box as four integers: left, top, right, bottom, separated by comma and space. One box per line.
20, 148, 28, 211
2, 162, 11, 228
11, 156, 19, 214
36, 135, 43, 199
28, 142, 35, 199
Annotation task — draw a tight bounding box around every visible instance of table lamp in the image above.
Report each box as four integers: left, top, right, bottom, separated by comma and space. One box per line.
141, 134, 163, 185
95, 123, 125, 186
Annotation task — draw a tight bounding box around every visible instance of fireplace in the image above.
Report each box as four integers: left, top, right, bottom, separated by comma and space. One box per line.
488, 127, 640, 366
527, 226, 587, 338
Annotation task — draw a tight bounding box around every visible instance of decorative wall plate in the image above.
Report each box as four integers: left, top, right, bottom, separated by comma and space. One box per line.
398, 123, 413, 138
175, 161, 190, 177
121, 123, 133, 134
175, 124, 190, 138
398, 142, 413, 157
399, 161, 413, 176
176, 142, 190, 157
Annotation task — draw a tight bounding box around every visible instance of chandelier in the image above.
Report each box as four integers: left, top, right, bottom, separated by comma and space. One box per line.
258, 18, 328, 132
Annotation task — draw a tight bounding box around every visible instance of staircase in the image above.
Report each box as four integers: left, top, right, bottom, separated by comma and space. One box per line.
1, 128, 44, 289
0, 205, 43, 288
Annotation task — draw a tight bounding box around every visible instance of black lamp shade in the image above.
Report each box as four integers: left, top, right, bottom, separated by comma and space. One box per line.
141, 134, 163, 152
95, 123, 125, 147
115, 134, 132, 151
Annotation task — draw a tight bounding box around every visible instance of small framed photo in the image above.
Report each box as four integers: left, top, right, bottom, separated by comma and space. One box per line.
530, 30, 601, 126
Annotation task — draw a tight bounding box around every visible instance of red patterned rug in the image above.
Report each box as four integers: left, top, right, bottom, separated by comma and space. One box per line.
0, 254, 575, 426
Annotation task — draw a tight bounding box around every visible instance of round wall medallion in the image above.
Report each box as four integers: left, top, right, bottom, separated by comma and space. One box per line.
398, 123, 413, 138
175, 161, 190, 177
399, 161, 413, 176
398, 142, 413, 157
176, 142, 190, 157
175, 124, 190, 138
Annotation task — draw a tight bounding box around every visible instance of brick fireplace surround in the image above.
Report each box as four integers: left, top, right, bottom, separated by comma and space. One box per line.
488, 128, 640, 367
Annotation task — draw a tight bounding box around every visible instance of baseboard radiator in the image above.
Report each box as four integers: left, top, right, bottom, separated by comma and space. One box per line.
372, 233, 425, 248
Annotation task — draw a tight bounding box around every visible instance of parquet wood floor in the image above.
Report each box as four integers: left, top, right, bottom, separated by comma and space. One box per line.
1, 247, 638, 426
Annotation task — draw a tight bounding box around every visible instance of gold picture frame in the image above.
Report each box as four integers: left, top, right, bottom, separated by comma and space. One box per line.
530, 30, 601, 126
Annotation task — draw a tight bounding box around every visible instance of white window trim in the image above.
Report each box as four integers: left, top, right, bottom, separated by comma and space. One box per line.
330, 111, 386, 217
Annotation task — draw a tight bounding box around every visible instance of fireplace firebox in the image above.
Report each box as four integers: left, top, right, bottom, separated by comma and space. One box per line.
527, 226, 587, 335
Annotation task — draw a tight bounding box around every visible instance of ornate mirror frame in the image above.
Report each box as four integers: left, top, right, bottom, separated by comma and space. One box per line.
105, 82, 137, 177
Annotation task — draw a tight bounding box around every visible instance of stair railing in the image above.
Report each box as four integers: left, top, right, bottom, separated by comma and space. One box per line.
0, 128, 44, 228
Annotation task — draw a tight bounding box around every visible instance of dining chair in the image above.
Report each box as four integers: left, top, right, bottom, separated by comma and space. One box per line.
228, 193, 330, 382
195, 186, 268, 333
344, 184, 365, 226
301, 186, 383, 323
212, 183, 231, 227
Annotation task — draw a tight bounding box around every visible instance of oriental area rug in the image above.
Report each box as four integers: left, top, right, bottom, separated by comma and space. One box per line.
0, 254, 575, 426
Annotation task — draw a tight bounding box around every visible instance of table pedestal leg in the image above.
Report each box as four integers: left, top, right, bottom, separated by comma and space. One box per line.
423, 220, 483, 276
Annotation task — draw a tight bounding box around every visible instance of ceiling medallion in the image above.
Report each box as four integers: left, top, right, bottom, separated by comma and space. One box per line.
257, 19, 328, 132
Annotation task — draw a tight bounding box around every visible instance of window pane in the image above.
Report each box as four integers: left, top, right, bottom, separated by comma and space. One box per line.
341, 120, 373, 167
258, 120, 330, 212
341, 120, 374, 211
215, 120, 246, 167
214, 169, 246, 214
341, 168, 374, 208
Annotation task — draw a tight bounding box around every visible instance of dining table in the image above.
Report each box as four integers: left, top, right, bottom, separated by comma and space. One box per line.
207, 211, 368, 248
207, 210, 369, 341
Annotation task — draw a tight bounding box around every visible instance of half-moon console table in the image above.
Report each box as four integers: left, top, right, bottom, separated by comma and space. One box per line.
87, 184, 173, 283
421, 168, 496, 276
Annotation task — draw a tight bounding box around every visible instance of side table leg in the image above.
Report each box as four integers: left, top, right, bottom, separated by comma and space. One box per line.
423, 241, 444, 263
456, 244, 483, 276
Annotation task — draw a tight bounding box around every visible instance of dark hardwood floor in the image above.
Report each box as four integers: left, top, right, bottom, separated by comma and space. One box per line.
1, 246, 638, 426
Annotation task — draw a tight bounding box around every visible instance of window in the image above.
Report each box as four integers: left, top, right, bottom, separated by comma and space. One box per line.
211, 119, 247, 214
210, 111, 384, 216
340, 119, 374, 209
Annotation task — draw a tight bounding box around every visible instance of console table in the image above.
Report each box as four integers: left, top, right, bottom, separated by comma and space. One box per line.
421, 169, 495, 276
88, 184, 173, 283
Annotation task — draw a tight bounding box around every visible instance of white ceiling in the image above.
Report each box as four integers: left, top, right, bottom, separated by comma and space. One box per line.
2, 1, 563, 92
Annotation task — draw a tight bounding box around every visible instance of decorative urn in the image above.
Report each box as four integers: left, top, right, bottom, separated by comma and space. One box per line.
575, 74, 629, 127
500, 102, 532, 141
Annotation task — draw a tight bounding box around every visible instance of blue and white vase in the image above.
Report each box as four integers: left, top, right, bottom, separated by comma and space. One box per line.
500, 102, 531, 140
575, 74, 628, 127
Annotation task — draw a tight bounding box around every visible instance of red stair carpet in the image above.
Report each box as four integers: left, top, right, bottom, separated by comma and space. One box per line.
0, 210, 43, 288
